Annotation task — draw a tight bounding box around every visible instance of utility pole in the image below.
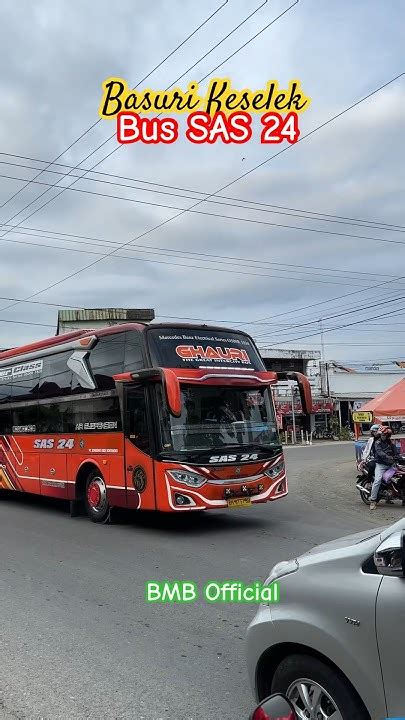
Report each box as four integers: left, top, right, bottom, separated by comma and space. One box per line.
319, 318, 325, 362
319, 317, 330, 396
290, 383, 296, 444
319, 318, 334, 430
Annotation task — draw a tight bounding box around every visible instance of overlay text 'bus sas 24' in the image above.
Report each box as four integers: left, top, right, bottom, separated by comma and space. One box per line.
0, 323, 312, 521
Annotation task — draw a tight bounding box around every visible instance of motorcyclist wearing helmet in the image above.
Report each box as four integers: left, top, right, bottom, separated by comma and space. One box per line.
370, 425, 400, 510
361, 424, 380, 462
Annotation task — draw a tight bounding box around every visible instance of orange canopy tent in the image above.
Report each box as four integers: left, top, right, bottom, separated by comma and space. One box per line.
359, 377, 405, 422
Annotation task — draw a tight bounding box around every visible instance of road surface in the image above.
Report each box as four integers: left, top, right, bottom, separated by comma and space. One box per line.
0, 444, 399, 720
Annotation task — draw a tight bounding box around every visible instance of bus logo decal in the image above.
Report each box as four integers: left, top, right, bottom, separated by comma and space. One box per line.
33, 439, 75, 450
0, 359, 43, 382
133, 466, 147, 492
175, 345, 250, 363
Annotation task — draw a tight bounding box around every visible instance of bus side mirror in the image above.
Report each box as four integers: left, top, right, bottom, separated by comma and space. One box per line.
116, 368, 182, 418
162, 368, 182, 418
276, 371, 313, 415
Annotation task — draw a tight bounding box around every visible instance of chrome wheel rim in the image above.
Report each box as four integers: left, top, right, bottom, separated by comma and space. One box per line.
287, 678, 343, 720
87, 476, 108, 514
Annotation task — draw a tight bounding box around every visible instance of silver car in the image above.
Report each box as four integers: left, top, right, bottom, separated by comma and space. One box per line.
247, 518, 405, 720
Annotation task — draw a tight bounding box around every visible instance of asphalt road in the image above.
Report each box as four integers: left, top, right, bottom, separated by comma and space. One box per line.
0, 443, 396, 720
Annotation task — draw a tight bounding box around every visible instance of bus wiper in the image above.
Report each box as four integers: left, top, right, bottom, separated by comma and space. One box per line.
210, 442, 279, 452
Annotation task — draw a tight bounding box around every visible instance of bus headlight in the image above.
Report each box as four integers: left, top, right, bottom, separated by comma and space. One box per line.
264, 461, 284, 479
167, 470, 207, 488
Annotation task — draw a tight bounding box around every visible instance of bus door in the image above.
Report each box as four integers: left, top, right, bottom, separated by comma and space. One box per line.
123, 384, 156, 510
40, 444, 68, 499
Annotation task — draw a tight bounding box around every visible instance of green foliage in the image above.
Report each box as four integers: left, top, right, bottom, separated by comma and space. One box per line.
338, 426, 352, 440
329, 415, 340, 435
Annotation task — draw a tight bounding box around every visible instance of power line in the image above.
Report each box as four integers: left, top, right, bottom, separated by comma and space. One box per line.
5, 228, 405, 341
240, 269, 405, 329
0, 1, 299, 316
0, 297, 325, 326
3, 223, 404, 286
0, 317, 54, 329
258, 342, 405, 347
270, 302, 405, 345
4, 230, 372, 286
2, 154, 405, 235
2, 170, 405, 250
0, 1, 227, 214
5, 228, 404, 337
1, 290, 404, 332
3, 291, 405, 335
3, 67, 402, 313
253, 289, 405, 340
0, 0, 269, 239
2, 67, 403, 333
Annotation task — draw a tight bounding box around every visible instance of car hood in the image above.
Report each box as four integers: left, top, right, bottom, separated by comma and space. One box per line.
300, 518, 405, 558
304, 527, 385, 555
303, 518, 405, 557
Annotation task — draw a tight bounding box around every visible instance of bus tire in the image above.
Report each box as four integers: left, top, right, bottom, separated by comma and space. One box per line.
84, 470, 111, 524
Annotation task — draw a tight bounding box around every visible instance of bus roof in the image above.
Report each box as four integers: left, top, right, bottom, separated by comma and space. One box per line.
0, 322, 146, 362
0, 322, 254, 363
146, 322, 253, 337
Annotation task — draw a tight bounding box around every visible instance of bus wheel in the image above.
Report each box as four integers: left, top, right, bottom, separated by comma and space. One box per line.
84, 470, 110, 523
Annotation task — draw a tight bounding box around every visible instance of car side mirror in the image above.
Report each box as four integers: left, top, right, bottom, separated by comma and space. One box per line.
374, 530, 405, 577
250, 693, 296, 720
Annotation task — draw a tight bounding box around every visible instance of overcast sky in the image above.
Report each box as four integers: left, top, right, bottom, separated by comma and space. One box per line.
1, 0, 404, 361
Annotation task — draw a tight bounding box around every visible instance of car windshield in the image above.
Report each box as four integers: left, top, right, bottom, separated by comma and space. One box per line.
158, 384, 278, 452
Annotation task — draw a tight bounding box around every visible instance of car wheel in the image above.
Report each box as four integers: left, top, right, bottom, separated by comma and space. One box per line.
271, 654, 368, 720
84, 470, 110, 523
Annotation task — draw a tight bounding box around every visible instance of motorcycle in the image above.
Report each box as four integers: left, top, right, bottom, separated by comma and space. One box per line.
356, 455, 405, 506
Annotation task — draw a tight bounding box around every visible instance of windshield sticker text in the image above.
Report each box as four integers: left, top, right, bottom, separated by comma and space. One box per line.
209, 453, 259, 463
176, 345, 250, 363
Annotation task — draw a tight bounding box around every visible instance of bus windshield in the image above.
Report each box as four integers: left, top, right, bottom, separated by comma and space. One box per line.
158, 385, 278, 452
147, 326, 265, 370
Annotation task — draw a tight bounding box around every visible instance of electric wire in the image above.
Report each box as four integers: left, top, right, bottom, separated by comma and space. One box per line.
0, 0, 269, 238
2, 153, 405, 234
0, 1, 300, 315
2, 171, 405, 249
0, 1, 228, 214
3, 223, 405, 286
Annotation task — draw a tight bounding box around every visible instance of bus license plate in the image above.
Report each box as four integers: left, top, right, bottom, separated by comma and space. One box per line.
227, 497, 251, 508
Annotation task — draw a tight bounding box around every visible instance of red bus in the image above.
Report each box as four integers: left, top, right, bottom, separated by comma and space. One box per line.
0, 323, 312, 522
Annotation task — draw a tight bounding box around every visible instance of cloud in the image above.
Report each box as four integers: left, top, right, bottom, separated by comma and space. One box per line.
0, 0, 404, 363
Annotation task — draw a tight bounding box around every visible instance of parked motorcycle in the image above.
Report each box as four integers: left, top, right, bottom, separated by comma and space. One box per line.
356, 456, 405, 505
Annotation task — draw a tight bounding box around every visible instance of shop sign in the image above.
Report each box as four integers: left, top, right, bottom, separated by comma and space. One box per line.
352, 411, 373, 423
275, 399, 334, 414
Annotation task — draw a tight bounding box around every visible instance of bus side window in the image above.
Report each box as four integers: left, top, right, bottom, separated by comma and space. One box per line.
39, 352, 72, 398
124, 332, 144, 372
88, 336, 126, 390
0, 407, 12, 434
0, 381, 13, 405
126, 387, 150, 453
